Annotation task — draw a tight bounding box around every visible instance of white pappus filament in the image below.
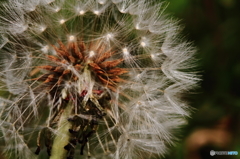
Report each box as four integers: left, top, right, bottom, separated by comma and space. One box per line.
0, 0, 199, 159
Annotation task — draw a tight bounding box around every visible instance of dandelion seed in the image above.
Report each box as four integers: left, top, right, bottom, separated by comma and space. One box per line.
150, 53, 155, 59
79, 10, 85, 15
122, 47, 129, 55
59, 19, 65, 24
89, 50, 95, 57
41, 45, 49, 53
54, 7, 60, 12
140, 41, 146, 47
106, 33, 114, 39
135, 24, 140, 30
40, 26, 46, 32
0, 0, 199, 159
98, 0, 106, 4
93, 10, 100, 15
68, 35, 75, 42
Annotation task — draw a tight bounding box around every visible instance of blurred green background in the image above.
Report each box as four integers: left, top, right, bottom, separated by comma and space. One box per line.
164, 0, 240, 159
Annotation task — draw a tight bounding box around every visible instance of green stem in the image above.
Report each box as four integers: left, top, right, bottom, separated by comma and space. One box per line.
50, 102, 72, 159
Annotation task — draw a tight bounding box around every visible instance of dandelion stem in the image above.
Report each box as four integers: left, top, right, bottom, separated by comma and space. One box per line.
50, 102, 73, 159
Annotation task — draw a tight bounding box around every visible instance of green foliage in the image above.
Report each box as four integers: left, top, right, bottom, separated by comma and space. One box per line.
163, 0, 240, 158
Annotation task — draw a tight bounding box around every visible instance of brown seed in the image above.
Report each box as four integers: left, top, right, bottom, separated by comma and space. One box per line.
47, 55, 61, 63
38, 65, 55, 71
54, 66, 64, 72
95, 50, 113, 63
100, 59, 124, 69
107, 68, 128, 75
44, 74, 55, 83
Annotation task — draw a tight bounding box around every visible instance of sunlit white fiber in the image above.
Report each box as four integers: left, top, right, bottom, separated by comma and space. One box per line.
59, 19, 65, 24
0, 0, 199, 159
68, 35, 75, 42
79, 10, 85, 15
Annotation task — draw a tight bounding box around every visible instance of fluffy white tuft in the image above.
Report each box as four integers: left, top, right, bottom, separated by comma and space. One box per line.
0, 0, 199, 159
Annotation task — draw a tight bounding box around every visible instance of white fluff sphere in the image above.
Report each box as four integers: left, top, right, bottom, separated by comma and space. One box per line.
0, 0, 199, 159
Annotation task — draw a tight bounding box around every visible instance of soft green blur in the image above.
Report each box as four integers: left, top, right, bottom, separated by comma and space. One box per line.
164, 0, 240, 159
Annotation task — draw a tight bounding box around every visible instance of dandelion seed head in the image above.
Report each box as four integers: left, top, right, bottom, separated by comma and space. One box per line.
0, 0, 199, 159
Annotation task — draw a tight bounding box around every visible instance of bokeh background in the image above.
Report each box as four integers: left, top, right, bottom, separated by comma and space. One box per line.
164, 0, 240, 159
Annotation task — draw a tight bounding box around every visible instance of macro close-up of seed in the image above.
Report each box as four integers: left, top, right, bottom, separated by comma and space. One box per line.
0, 0, 200, 159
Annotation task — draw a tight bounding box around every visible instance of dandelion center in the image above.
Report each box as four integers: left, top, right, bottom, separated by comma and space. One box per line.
33, 40, 127, 156
36, 40, 127, 91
